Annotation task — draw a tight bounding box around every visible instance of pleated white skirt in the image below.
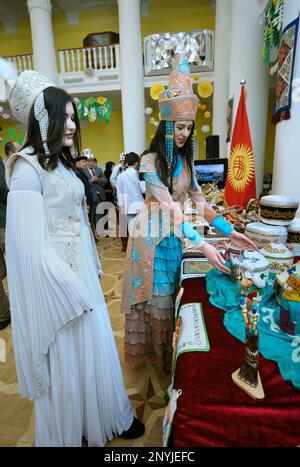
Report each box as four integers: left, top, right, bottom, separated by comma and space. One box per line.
35, 222, 133, 447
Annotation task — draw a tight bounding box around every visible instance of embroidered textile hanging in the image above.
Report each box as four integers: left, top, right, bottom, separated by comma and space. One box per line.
262, 0, 284, 66
272, 17, 299, 124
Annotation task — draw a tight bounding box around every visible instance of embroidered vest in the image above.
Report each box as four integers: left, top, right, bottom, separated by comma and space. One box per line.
6, 148, 97, 276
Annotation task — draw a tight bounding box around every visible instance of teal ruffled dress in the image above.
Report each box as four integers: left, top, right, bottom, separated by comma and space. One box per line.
152, 232, 182, 297
152, 154, 183, 298
124, 156, 184, 371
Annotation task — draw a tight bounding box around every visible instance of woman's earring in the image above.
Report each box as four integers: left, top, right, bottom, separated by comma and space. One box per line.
165, 121, 174, 170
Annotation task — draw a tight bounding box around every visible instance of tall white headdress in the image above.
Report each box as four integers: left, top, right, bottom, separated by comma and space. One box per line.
0, 59, 54, 154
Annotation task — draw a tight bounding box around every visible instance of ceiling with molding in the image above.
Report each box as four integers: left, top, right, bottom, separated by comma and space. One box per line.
0, 0, 118, 31
0, 0, 214, 32
0, 0, 116, 20
0, 0, 215, 22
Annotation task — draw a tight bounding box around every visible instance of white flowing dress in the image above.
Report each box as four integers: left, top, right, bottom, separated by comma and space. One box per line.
6, 158, 133, 447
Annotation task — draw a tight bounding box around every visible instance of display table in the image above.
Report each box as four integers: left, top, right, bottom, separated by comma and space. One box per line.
172, 276, 300, 447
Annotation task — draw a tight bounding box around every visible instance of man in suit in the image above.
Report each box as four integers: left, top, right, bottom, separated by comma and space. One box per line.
74, 156, 92, 209
74, 155, 99, 242
83, 149, 107, 238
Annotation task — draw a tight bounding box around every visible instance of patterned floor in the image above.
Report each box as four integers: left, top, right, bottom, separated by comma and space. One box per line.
0, 238, 170, 447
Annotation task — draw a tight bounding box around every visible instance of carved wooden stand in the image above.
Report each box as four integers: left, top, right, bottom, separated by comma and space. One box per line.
232, 331, 265, 400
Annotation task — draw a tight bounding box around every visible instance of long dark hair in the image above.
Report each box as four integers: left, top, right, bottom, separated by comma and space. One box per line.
23, 87, 81, 170
104, 161, 115, 178
149, 120, 195, 193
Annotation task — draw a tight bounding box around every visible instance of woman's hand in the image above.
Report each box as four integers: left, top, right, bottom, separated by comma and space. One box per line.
229, 230, 259, 251
196, 241, 231, 275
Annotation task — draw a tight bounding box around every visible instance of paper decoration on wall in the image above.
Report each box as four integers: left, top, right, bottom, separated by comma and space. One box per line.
8, 127, 16, 138
18, 134, 24, 145
226, 97, 234, 143
197, 81, 213, 99
272, 17, 299, 124
2, 113, 10, 120
262, 0, 284, 66
204, 111, 211, 119
145, 107, 153, 115
150, 83, 165, 100
201, 125, 210, 134
76, 97, 112, 123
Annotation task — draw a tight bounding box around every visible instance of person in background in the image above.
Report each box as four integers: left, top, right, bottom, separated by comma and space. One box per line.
110, 153, 127, 245
110, 152, 126, 190
1, 64, 144, 446
104, 161, 115, 204
3, 141, 20, 166
116, 152, 145, 252
84, 152, 107, 239
74, 155, 92, 215
121, 54, 257, 372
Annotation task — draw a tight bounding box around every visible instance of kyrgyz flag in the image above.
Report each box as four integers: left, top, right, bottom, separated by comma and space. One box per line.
224, 85, 256, 208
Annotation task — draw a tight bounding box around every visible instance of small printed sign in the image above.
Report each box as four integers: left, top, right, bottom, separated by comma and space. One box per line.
176, 302, 210, 356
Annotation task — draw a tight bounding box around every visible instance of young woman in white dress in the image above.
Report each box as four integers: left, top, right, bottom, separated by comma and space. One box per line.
3, 69, 144, 447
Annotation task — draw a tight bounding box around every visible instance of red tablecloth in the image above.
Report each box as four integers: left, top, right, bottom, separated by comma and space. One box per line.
173, 277, 300, 447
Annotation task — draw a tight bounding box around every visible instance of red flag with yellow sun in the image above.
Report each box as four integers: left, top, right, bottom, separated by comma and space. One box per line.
224, 84, 256, 208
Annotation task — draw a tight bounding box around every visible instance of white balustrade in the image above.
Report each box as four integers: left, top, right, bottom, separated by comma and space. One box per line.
4, 45, 120, 77
58, 45, 120, 74
3, 54, 34, 74
4, 45, 121, 95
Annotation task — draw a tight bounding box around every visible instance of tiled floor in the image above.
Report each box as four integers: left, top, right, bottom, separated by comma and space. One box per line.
0, 238, 170, 447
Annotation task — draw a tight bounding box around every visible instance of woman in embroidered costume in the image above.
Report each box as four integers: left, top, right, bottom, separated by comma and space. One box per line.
121, 54, 257, 372
0, 63, 144, 446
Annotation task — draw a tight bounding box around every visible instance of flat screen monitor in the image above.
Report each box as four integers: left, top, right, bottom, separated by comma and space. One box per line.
194, 158, 228, 188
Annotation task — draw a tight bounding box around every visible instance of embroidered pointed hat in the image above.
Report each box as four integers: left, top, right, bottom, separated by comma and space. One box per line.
0, 59, 54, 126
9, 70, 54, 126
0, 59, 55, 154
158, 54, 199, 121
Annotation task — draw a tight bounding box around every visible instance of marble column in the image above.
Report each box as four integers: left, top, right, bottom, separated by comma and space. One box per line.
27, 0, 59, 84
117, 0, 146, 154
228, 0, 269, 195
213, 0, 232, 158
271, 0, 300, 214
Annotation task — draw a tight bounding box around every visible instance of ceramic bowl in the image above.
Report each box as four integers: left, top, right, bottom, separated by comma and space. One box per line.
230, 250, 270, 287
287, 218, 300, 244
226, 243, 242, 262
259, 195, 299, 226
260, 242, 294, 274
245, 222, 287, 248
287, 219, 300, 256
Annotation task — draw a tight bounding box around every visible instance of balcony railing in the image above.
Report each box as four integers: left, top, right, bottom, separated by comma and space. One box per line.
3, 45, 120, 76
4, 54, 34, 74
58, 45, 120, 74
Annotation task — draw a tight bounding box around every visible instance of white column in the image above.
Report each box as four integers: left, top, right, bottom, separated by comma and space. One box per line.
228, 0, 269, 195
213, 0, 232, 157
27, 0, 58, 84
117, 0, 146, 154
272, 0, 300, 213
